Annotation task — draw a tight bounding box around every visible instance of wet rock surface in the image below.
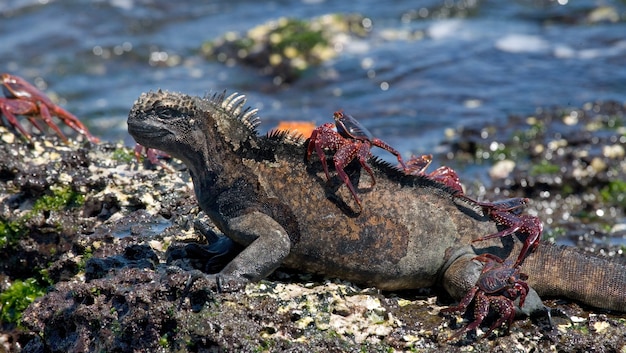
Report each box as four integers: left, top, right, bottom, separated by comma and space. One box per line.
1, 99, 626, 353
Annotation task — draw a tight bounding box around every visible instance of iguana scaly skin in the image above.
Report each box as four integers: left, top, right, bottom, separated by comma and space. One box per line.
128, 90, 626, 313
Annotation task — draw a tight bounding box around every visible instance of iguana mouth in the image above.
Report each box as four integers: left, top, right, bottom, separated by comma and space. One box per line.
127, 120, 172, 144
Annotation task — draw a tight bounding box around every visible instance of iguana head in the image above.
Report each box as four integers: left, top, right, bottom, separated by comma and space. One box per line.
128, 90, 260, 168
128, 90, 205, 160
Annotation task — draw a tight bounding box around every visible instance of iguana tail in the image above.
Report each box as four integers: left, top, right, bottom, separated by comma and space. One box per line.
522, 243, 626, 311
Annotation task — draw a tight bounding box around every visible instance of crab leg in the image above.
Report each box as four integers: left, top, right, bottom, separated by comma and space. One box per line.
47, 104, 99, 143
34, 104, 70, 143
0, 100, 35, 139
333, 142, 365, 209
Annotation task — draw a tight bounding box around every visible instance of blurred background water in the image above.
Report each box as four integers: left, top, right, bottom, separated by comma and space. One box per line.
1, 0, 625, 160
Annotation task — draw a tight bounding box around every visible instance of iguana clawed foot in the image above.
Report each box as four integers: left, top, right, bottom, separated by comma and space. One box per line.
177, 269, 249, 311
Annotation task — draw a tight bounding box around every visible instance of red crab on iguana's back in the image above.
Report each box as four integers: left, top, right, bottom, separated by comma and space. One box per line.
306, 110, 407, 210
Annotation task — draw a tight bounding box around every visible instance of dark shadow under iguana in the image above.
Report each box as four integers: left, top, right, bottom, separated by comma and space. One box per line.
127, 90, 626, 322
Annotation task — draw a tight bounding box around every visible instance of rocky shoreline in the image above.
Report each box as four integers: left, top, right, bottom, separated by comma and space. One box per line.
1, 100, 626, 352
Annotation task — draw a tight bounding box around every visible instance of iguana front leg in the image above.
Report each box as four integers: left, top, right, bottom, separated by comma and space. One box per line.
219, 211, 291, 283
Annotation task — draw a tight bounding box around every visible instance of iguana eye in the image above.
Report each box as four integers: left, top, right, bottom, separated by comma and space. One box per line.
154, 105, 187, 120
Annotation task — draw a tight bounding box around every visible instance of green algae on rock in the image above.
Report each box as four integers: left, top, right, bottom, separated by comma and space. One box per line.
201, 14, 371, 84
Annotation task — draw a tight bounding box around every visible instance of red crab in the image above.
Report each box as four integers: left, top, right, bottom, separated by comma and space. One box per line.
404, 154, 464, 194
466, 197, 543, 267
0, 73, 99, 143
441, 253, 529, 341
306, 111, 407, 209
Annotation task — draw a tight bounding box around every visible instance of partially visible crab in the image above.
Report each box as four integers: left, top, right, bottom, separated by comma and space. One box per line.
0, 73, 99, 143
465, 197, 543, 267
441, 253, 529, 341
306, 111, 407, 209
133, 143, 173, 171
404, 154, 464, 194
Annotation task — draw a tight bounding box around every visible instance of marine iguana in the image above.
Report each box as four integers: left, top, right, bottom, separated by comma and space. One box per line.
127, 90, 626, 314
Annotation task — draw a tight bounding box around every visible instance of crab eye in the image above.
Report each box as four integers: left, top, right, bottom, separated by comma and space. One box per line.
335, 120, 347, 133
2, 85, 14, 98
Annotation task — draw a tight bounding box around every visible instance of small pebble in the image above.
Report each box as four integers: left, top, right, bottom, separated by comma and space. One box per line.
603, 144, 625, 159
489, 159, 516, 179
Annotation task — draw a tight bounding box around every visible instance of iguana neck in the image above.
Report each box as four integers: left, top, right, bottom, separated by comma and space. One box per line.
181, 122, 261, 226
